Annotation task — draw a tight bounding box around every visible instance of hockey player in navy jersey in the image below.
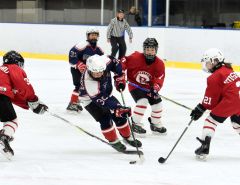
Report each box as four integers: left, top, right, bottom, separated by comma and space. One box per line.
79, 54, 142, 152
67, 27, 104, 113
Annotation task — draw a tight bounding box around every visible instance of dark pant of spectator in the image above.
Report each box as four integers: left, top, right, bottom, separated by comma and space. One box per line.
110, 36, 126, 59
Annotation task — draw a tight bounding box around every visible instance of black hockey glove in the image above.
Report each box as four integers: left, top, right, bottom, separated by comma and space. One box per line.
115, 106, 131, 118
28, 98, 48, 114
190, 103, 206, 121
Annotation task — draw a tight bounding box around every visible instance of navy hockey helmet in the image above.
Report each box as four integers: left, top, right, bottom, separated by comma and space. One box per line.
143, 38, 158, 65
3, 50, 24, 68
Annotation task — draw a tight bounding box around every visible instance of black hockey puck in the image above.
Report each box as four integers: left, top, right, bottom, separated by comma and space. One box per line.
129, 160, 137, 164
158, 157, 166, 163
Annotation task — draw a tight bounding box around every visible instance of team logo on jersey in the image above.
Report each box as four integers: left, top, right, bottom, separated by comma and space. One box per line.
69, 51, 77, 58
135, 71, 151, 84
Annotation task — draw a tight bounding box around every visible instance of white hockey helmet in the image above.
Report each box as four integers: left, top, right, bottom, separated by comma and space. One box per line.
201, 48, 225, 72
86, 54, 109, 73
86, 26, 99, 38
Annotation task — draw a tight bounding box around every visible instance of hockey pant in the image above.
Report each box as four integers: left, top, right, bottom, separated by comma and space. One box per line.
0, 95, 18, 137
85, 102, 131, 142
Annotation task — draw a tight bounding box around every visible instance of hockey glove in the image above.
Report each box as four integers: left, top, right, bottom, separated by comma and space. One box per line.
115, 106, 131, 118
28, 99, 48, 114
190, 103, 206, 121
114, 74, 126, 92
76, 61, 86, 73
147, 83, 161, 99
152, 83, 161, 93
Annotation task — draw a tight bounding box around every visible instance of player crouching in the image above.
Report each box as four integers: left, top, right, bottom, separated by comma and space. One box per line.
79, 54, 142, 152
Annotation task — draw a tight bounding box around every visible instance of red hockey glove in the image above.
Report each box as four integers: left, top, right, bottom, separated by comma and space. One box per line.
147, 83, 161, 99
28, 98, 48, 114
115, 106, 131, 118
76, 61, 86, 73
114, 74, 126, 92
152, 83, 161, 93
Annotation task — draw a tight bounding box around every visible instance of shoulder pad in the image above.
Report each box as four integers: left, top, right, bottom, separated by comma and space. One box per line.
75, 42, 88, 51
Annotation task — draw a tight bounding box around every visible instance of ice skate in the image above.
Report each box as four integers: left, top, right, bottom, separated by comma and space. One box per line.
148, 117, 167, 135
123, 135, 142, 147
195, 136, 211, 160
66, 102, 83, 113
109, 140, 126, 152
0, 131, 14, 160
132, 122, 146, 136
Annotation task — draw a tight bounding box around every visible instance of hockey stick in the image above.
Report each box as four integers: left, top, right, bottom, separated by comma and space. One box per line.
47, 111, 143, 155
158, 118, 194, 164
47, 111, 109, 145
120, 90, 144, 164
127, 81, 193, 111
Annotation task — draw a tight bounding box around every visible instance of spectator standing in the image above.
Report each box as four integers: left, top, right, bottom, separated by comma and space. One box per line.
126, 6, 142, 26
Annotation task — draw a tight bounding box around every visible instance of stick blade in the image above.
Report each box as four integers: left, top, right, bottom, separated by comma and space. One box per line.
158, 157, 166, 164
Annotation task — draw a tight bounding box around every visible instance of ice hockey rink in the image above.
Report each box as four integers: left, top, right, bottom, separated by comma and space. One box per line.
1, 58, 239, 185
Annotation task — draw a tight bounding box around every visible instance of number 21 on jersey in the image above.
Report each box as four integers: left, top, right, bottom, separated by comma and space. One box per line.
203, 96, 212, 105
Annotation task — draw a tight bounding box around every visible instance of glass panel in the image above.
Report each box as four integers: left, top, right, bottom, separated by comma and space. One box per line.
152, 0, 165, 26
0, 1, 17, 23
103, 0, 114, 25
45, 0, 101, 25
16, 0, 38, 23
1, 0, 239, 27
169, 0, 240, 28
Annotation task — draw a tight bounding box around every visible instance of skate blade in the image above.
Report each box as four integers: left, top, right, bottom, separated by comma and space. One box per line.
132, 132, 147, 138
66, 110, 82, 114
195, 154, 207, 161
0, 145, 13, 161
151, 131, 167, 136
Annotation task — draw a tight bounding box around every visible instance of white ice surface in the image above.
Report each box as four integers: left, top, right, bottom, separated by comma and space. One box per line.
0, 59, 239, 185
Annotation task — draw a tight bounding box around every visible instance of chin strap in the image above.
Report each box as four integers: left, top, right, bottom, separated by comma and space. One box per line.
210, 62, 224, 73
145, 56, 156, 65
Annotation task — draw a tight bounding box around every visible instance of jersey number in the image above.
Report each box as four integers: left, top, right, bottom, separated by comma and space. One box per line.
203, 96, 212, 105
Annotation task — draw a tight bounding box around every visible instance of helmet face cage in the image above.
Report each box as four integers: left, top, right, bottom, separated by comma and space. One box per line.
3, 50, 24, 68
86, 55, 108, 80
143, 38, 158, 61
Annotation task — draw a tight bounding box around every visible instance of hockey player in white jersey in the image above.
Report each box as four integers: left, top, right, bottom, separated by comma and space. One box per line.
79, 54, 142, 152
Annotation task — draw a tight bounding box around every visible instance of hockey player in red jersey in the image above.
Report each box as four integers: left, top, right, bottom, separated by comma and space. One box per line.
0, 51, 48, 159
120, 38, 167, 135
190, 48, 240, 159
